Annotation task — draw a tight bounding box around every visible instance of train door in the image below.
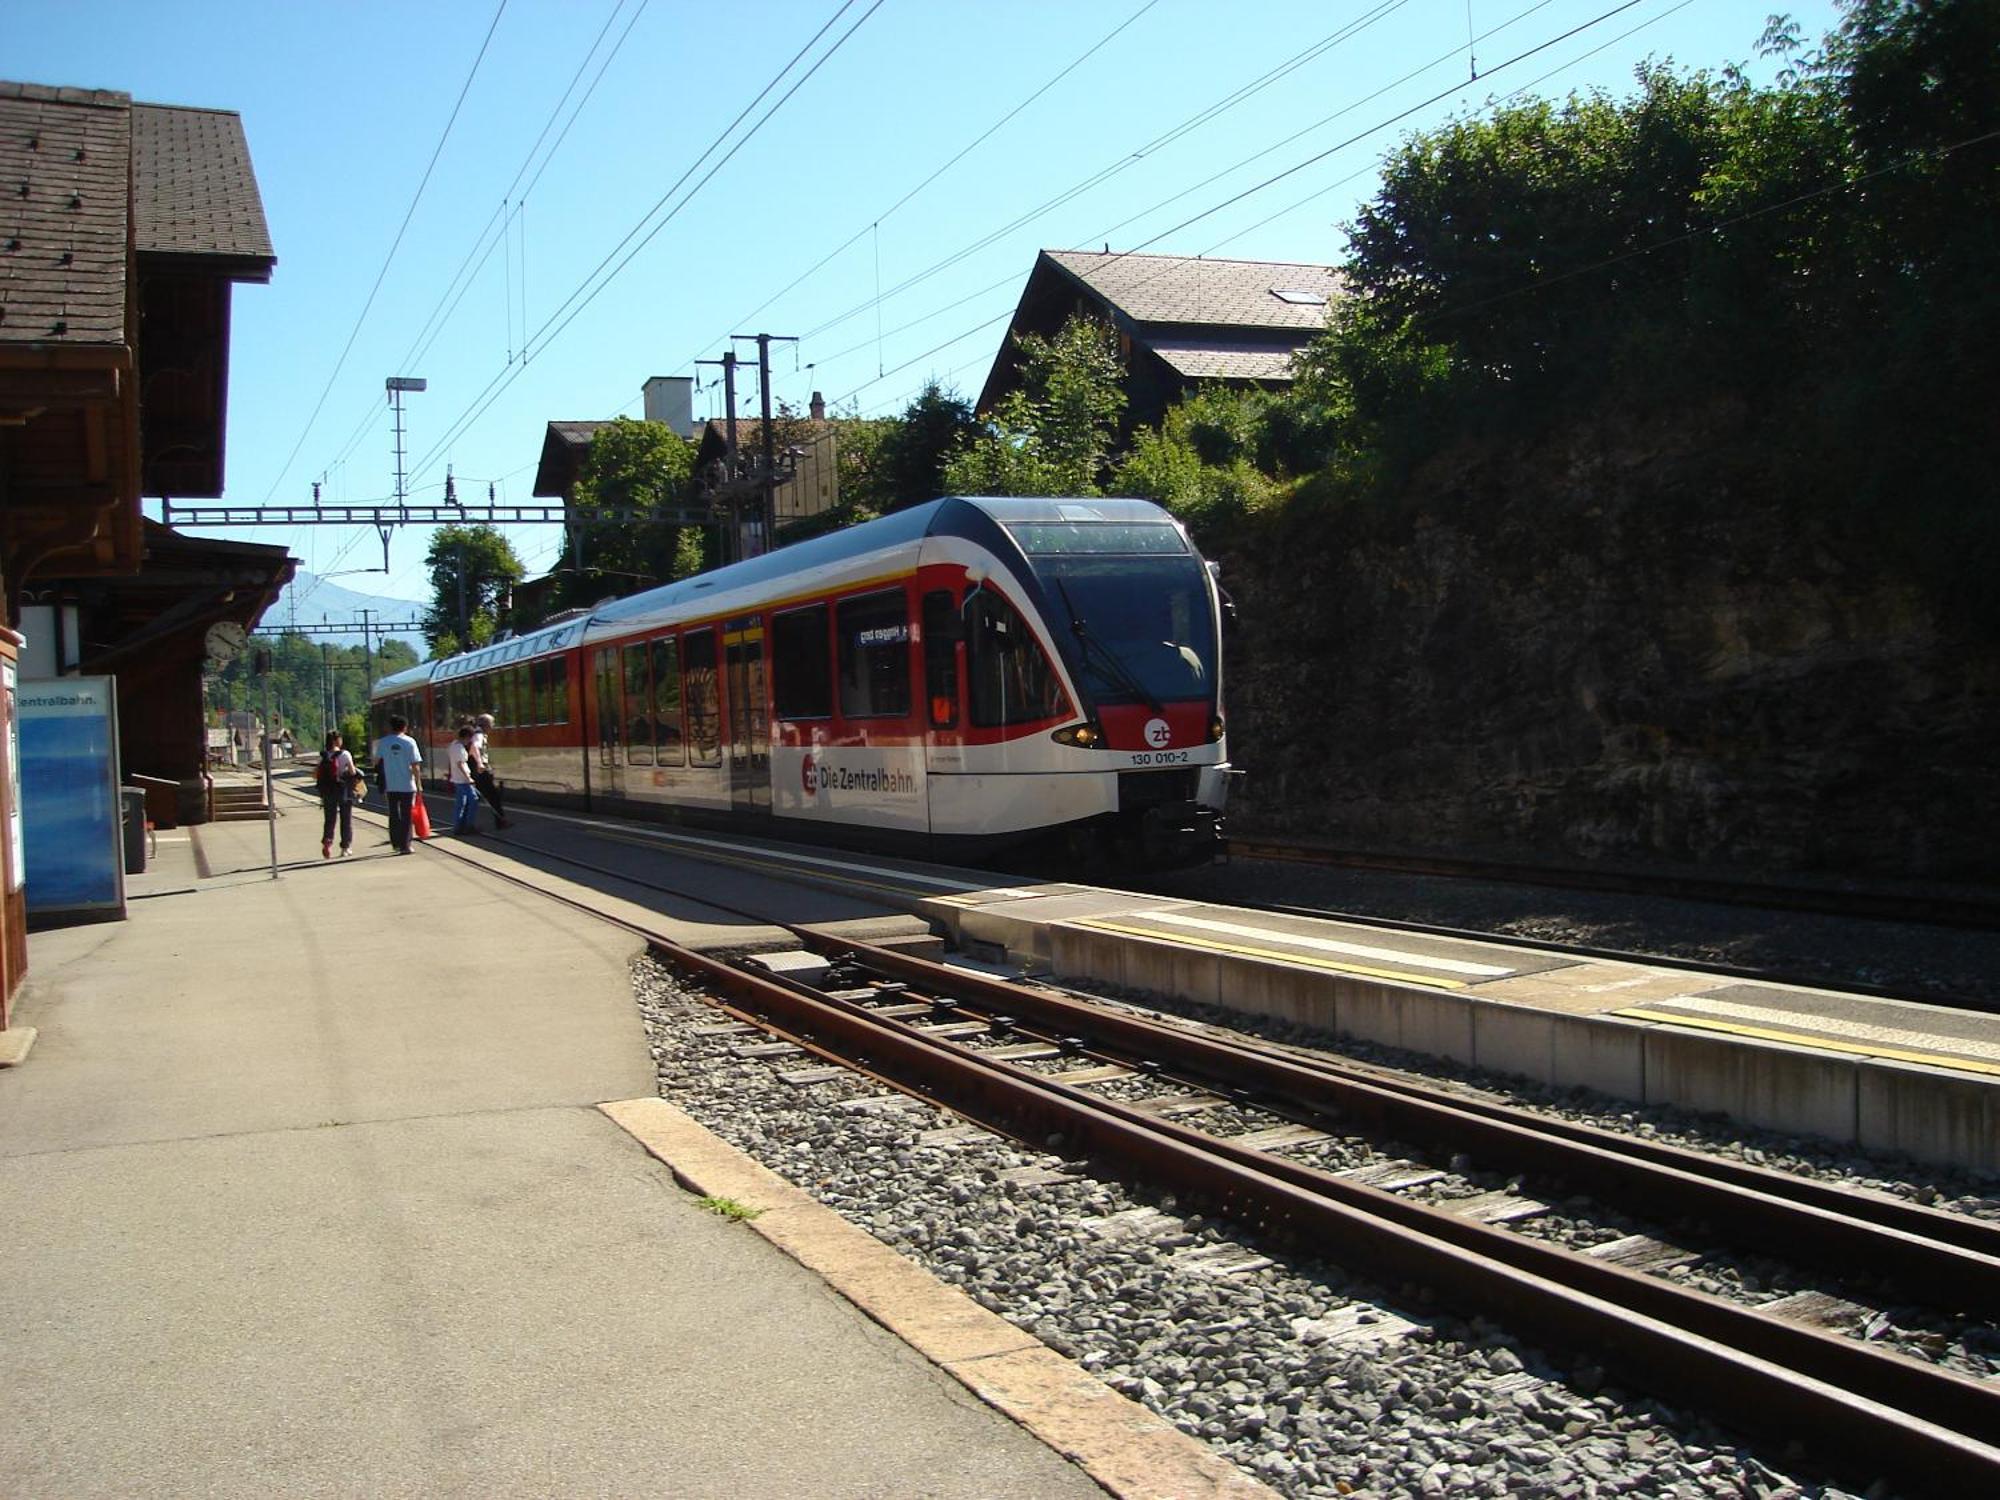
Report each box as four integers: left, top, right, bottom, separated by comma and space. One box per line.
722, 615, 769, 814
591, 646, 622, 803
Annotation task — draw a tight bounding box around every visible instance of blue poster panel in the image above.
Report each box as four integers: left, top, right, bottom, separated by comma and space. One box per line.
19, 676, 124, 919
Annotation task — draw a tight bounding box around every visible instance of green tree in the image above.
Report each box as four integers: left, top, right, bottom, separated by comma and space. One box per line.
555, 417, 698, 612
874, 382, 981, 508
945, 317, 1125, 497
1114, 387, 1280, 528
423, 525, 524, 655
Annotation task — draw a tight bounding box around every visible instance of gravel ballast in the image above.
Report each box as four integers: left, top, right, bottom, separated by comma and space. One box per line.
634, 956, 1915, 1500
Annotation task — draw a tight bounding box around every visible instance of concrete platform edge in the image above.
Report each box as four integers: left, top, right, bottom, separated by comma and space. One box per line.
1040, 921, 1997, 1173
600, 1096, 1277, 1500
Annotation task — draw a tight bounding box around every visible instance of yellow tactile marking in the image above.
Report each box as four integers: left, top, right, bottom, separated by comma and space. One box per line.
601, 1097, 1276, 1500
1614, 1008, 2000, 1078
1069, 917, 1470, 990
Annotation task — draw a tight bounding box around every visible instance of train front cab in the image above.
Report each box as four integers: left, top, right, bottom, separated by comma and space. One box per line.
913, 502, 1229, 867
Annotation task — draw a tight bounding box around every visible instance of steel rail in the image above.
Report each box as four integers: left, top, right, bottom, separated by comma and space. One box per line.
701, 949, 2000, 1492
814, 937, 2000, 1283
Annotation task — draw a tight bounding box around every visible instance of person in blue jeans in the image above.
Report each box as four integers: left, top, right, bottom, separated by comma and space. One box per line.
446, 724, 481, 835
372, 715, 424, 853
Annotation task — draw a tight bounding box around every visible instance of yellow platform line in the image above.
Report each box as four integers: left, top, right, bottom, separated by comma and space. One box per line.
1070, 917, 1470, 990
1615, 1008, 2000, 1078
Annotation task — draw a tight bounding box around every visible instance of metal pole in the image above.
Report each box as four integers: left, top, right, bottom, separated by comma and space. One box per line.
321, 642, 332, 737
756, 333, 776, 554
357, 608, 376, 692
262, 675, 278, 880
456, 544, 469, 647
721, 352, 740, 563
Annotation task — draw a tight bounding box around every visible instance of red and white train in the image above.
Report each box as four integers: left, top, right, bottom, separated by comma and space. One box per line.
368, 495, 1231, 866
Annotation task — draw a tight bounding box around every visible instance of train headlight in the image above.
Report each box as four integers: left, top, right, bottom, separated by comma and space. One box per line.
1051, 721, 1104, 749
1207, 714, 1226, 743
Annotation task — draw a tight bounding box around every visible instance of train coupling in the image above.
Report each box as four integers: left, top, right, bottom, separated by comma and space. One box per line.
1139, 800, 1225, 867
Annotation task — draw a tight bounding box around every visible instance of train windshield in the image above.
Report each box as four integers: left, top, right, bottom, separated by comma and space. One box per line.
1006, 521, 1217, 707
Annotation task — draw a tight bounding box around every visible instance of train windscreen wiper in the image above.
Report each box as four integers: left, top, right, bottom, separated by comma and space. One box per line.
1055, 579, 1163, 715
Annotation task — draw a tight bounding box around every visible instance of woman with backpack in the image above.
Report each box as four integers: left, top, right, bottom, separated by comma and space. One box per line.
315, 730, 358, 859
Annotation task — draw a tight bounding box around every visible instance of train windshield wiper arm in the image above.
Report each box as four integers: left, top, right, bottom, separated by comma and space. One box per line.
1055, 579, 1163, 714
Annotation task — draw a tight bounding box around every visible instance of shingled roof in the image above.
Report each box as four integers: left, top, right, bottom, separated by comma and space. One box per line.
977, 248, 1339, 425
131, 102, 274, 277
1040, 249, 1339, 331
0, 81, 134, 346
532, 420, 613, 497
0, 83, 274, 348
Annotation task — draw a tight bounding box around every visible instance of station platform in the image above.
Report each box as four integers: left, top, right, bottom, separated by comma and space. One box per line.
453, 806, 1997, 1177
0, 788, 1163, 1499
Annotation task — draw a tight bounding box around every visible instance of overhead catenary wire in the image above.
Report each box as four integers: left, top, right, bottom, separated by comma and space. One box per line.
258, 0, 510, 512
823, 0, 1652, 409
1197, 0, 1695, 258
409, 0, 885, 482
686, 0, 1167, 365
306, 0, 649, 501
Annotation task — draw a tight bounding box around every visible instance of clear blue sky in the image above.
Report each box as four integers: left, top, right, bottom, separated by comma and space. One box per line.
12, 0, 1844, 612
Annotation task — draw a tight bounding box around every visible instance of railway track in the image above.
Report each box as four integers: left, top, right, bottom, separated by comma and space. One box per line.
384, 815, 2000, 1491
686, 939, 2000, 1490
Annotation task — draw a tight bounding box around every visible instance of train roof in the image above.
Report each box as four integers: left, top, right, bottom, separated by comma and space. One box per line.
371, 495, 1180, 696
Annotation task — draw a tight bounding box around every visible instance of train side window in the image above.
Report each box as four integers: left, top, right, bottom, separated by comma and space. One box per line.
968, 591, 1068, 727
651, 635, 684, 765
772, 604, 831, 721
512, 664, 529, 728
837, 589, 912, 719
498, 667, 515, 729
551, 656, 569, 726
682, 628, 721, 767
622, 643, 654, 766
922, 590, 960, 729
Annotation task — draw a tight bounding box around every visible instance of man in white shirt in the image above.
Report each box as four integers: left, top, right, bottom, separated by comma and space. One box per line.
372, 715, 424, 854
446, 724, 481, 835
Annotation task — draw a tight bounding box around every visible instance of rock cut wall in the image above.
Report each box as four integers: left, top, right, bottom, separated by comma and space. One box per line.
1211, 426, 1999, 882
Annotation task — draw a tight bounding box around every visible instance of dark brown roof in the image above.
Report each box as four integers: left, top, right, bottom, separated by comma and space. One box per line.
1042, 249, 1339, 330
0, 81, 134, 346
532, 420, 612, 497
131, 102, 274, 276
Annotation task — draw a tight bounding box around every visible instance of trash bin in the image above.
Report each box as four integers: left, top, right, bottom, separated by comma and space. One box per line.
120, 787, 147, 875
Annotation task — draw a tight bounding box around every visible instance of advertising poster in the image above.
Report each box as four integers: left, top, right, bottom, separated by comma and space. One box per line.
18, 676, 124, 920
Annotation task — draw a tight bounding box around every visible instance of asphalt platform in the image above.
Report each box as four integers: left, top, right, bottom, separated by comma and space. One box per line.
0, 777, 1117, 1499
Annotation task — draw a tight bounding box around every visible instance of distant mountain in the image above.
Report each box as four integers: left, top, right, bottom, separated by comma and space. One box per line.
257, 572, 430, 651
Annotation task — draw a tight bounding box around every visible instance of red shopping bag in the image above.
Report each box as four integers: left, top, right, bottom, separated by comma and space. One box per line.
411, 792, 432, 841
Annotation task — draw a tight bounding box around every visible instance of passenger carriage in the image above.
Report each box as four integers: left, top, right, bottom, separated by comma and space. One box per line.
369, 496, 1231, 866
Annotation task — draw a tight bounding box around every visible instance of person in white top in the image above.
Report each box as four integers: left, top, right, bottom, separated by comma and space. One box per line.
372, 715, 424, 854
446, 724, 481, 835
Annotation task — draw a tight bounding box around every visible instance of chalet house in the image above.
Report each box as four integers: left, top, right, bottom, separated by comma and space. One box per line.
0, 80, 280, 1018
977, 249, 1340, 433
690, 388, 841, 531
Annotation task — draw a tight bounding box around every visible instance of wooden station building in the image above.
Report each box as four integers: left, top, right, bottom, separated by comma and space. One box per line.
0, 80, 281, 1024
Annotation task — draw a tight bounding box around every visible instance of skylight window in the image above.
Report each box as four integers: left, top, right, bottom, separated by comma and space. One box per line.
1271, 288, 1328, 306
